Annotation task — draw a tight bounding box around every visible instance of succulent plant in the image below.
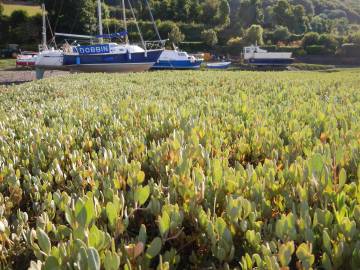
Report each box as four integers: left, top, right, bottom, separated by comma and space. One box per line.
0, 70, 359, 269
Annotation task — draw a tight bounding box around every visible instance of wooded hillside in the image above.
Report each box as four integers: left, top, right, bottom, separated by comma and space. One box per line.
0, 0, 360, 54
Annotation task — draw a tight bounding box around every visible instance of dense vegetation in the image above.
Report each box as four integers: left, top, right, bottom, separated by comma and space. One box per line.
0, 70, 359, 269
0, 0, 360, 55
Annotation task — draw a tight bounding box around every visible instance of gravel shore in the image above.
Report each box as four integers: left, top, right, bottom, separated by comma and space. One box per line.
0, 69, 69, 85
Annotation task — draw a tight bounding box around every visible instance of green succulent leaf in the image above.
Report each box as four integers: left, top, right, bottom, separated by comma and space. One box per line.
296, 243, 315, 269
146, 237, 162, 259
159, 212, 170, 238
322, 230, 332, 254
338, 168, 346, 190
106, 202, 118, 229
310, 154, 323, 173
138, 224, 147, 244
87, 247, 101, 270
134, 185, 150, 206
278, 241, 295, 267
321, 252, 332, 270
104, 251, 120, 270
89, 225, 106, 250
36, 228, 51, 255
43, 256, 60, 270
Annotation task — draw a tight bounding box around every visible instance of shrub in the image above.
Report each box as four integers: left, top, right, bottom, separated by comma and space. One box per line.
302, 32, 320, 47
293, 48, 307, 56
201, 29, 218, 47
179, 23, 205, 41
226, 36, 245, 54
289, 33, 304, 42
348, 31, 360, 45
273, 26, 290, 43
157, 21, 177, 40
318, 34, 338, 54
179, 41, 208, 52
168, 25, 185, 45
305, 45, 328, 55
244, 24, 264, 45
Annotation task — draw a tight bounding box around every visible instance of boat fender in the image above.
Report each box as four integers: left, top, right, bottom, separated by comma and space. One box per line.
76, 56, 81, 65
145, 50, 148, 58
127, 49, 132, 60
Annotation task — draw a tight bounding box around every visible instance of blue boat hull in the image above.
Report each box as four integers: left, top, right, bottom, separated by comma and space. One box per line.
63, 49, 163, 72
248, 58, 294, 66
152, 60, 202, 70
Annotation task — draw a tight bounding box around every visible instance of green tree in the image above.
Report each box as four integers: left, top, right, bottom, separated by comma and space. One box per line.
334, 18, 350, 35
9, 10, 29, 44
291, 0, 314, 15
272, 0, 293, 27
79, 0, 97, 34
263, 6, 274, 27
151, 0, 174, 21
200, 0, 219, 26
168, 24, 185, 44
244, 24, 264, 45
0, 5, 10, 44
273, 26, 290, 43
189, 0, 201, 21
43, 0, 97, 35
201, 29, 218, 46
292, 5, 307, 34
217, 0, 230, 27
175, 0, 192, 22
349, 31, 360, 45
238, 0, 264, 28
302, 32, 320, 47
310, 16, 330, 33
318, 33, 338, 53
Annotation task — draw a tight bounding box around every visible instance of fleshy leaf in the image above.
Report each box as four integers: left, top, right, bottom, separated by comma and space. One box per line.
146, 237, 162, 259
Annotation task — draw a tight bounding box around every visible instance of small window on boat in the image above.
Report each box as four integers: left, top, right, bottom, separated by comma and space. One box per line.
178, 52, 186, 56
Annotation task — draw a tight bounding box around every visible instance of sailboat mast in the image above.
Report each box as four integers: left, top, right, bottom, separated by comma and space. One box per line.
41, 4, 47, 49
122, 0, 128, 43
97, 0, 103, 43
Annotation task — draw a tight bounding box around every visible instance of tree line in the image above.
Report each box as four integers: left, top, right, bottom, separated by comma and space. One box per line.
0, 0, 360, 55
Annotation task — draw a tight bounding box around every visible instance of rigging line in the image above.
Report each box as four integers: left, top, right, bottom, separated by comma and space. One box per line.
69, 9, 80, 34
102, 0, 110, 36
144, 0, 161, 42
46, 14, 57, 48
53, 0, 64, 33
128, 0, 145, 48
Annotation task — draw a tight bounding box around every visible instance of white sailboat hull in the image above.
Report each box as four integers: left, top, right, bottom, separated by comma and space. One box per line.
35, 50, 66, 70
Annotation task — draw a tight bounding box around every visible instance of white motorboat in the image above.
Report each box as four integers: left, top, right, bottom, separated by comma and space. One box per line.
243, 45, 294, 66
152, 49, 203, 69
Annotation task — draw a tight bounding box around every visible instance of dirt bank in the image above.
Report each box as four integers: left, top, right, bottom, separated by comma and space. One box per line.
0, 69, 69, 85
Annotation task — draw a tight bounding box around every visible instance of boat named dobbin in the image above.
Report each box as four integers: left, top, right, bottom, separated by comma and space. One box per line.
62, 41, 163, 73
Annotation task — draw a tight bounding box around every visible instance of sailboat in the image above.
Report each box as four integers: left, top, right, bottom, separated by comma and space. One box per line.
35, 0, 164, 75
35, 4, 65, 73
